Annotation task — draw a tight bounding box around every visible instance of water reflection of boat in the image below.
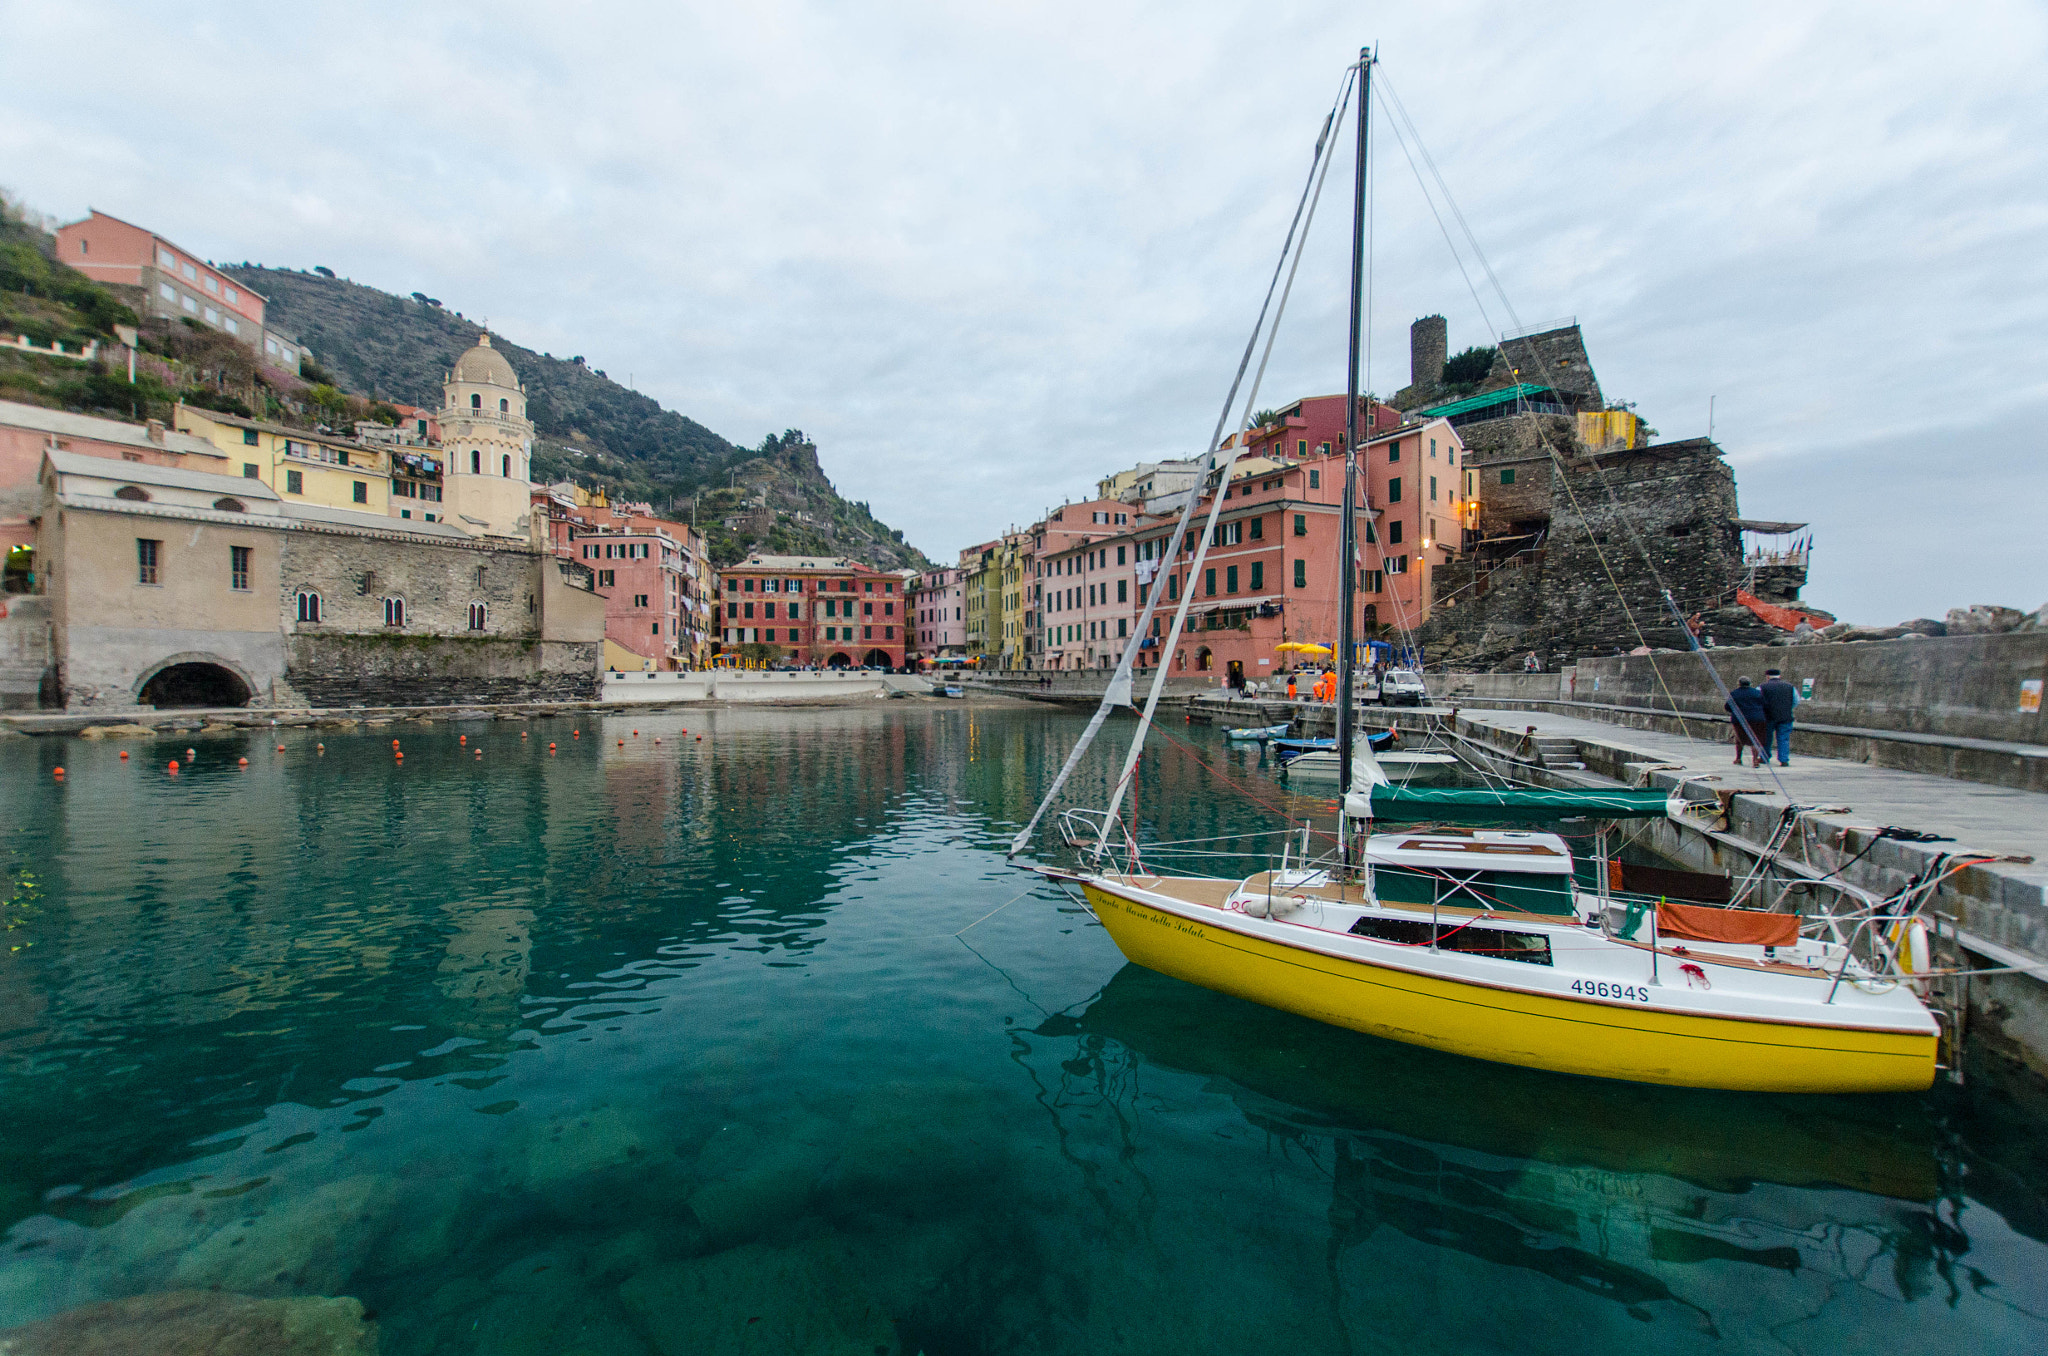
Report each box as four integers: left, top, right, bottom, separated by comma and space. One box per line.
1048, 964, 1939, 1201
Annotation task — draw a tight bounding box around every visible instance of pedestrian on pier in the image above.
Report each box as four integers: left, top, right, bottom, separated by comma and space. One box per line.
1760, 668, 1799, 767
1726, 677, 1768, 768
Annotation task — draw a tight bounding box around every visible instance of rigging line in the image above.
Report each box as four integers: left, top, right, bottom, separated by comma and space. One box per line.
1376, 67, 1523, 335
1006, 66, 1355, 860
1368, 79, 1695, 729
1370, 79, 1498, 343
1095, 66, 1359, 859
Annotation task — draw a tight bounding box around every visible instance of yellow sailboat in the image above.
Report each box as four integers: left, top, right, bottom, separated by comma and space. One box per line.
1008, 47, 1941, 1095
1062, 832, 1936, 1094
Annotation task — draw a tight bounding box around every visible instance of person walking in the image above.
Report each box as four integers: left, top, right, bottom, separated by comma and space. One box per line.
1760, 668, 1799, 767
1726, 677, 1768, 768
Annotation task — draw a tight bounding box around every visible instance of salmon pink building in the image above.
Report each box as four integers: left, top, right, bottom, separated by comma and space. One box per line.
534, 487, 713, 669
1034, 406, 1466, 680
719, 554, 906, 669
53, 210, 305, 373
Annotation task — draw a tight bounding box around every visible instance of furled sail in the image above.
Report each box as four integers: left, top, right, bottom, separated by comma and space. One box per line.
1343, 784, 1682, 823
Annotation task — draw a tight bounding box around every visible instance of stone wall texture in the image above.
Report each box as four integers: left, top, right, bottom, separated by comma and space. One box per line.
280, 530, 542, 639
282, 633, 599, 708
1421, 436, 1790, 668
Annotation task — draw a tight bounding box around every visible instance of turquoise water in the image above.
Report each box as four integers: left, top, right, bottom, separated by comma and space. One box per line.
2, 706, 2045, 1354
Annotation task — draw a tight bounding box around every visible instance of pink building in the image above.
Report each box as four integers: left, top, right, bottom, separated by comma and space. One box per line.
1032, 409, 1466, 681
535, 490, 711, 669
911, 566, 966, 661
52, 210, 304, 372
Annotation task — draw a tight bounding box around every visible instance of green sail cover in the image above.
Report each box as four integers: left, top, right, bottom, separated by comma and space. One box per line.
1358, 784, 1675, 824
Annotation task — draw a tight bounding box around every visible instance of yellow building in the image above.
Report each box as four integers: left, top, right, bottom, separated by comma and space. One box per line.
175, 405, 395, 516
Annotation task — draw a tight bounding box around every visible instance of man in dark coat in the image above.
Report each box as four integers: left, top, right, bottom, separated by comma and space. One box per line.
1726, 678, 1769, 768
1760, 668, 1799, 767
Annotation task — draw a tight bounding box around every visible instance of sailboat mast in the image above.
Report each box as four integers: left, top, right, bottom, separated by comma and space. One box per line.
1336, 45, 1372, 867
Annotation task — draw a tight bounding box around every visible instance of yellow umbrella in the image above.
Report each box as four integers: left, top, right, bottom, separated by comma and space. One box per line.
1275, 642, 1331, 655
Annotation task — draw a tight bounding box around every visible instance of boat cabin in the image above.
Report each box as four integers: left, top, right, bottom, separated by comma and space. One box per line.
1364, 828, 1577, 917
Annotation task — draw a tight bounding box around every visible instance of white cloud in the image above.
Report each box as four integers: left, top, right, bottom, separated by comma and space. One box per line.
3, 0, 2042, 622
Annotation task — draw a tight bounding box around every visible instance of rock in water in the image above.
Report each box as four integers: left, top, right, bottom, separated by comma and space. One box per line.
0, 1290, 377, 1355
617, 1238, 898, 1356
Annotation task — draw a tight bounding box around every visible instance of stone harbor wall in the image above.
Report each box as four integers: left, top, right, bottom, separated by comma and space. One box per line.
1422, 436, 1786, 668
281, 633, 601, 708
1567, 631, 2048, 745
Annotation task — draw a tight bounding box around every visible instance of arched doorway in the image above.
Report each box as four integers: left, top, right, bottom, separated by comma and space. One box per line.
139, 661, 251, 708
1196, 647, 1213, 671
862, 649, 891, 669
827, 652, 852, 669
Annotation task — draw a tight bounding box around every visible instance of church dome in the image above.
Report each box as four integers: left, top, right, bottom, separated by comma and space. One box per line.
451, 333, 519, 389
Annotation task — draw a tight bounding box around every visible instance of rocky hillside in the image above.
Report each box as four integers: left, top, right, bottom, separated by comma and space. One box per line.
220, 265, 929, 570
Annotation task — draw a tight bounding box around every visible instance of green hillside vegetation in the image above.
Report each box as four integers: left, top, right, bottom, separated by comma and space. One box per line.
224, 266, 929, 571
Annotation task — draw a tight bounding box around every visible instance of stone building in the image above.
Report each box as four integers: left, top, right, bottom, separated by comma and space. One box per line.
1420, 433, 1811, 668
29, 450, 603, 709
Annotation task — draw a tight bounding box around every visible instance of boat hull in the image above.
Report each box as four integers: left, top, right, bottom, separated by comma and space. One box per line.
1082, 881, 1936, 1094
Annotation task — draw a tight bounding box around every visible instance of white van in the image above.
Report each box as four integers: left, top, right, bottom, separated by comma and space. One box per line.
1375, 668, 1428, 706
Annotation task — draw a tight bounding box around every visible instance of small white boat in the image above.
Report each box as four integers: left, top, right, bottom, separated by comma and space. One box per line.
1376, 751, 1461, 782
1226, 723, 1290, 742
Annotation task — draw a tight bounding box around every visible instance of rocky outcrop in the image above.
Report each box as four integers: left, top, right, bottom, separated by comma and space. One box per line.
0, 1291, 377, 1356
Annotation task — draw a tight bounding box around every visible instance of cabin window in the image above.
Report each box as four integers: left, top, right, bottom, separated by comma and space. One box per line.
1347, 915, 1553, 966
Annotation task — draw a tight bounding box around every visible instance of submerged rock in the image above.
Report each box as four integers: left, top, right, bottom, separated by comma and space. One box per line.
170, 1174, 399, 1297
75, 723, 158, 739
0, 1290, 376, 1355
617, 1237, 898, 1356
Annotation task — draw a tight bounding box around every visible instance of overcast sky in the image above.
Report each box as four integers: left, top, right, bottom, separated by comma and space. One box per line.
4, 1, 2043, 622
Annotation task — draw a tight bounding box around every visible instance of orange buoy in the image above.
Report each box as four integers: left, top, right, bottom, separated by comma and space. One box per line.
119, 750, 129, 760
238, 757, 249, 766
52, 767, 64, 777
521, 731, 529, 739
276, 744, 285, 752
396, 751, 404, 760
459, 734, 467, 744
316, 743, 325, 751
548, 741, 557, 749
186, 747, 197, 759
632, 729, 639, 736
618, 739, 625, 746
167, 760, 180, 772
653, 737, 660, 744
573, 730, 580, 738
695, 735, 702, 742
392, 739, 400, 748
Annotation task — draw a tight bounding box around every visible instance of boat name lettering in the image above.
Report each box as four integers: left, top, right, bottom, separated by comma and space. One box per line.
1569, 980, 1647, 1002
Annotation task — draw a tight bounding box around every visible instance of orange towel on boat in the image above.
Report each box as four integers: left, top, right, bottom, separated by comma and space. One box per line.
1654, 901, 1799, 948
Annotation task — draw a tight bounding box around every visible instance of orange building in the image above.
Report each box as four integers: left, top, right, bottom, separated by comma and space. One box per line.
718, 554, 906, 669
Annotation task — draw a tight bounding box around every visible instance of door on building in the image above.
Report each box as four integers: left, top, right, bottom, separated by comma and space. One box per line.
1226, 659, 1244, 689
1196, 647, 1213, 671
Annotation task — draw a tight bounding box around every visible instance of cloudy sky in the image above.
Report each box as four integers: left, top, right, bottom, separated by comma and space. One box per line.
4, 1, 2043, 622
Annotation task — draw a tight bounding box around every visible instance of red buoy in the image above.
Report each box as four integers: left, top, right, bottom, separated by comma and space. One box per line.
459, 734, 468, 744
167, 760, 180, 773
392, 739, 400, 748
573, 730, 581, 738
52, 767, 64, 777
238, 757, 249, 766
119, 750, 129, 760
186, 747, 197, 759
276, 744, 285, 752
